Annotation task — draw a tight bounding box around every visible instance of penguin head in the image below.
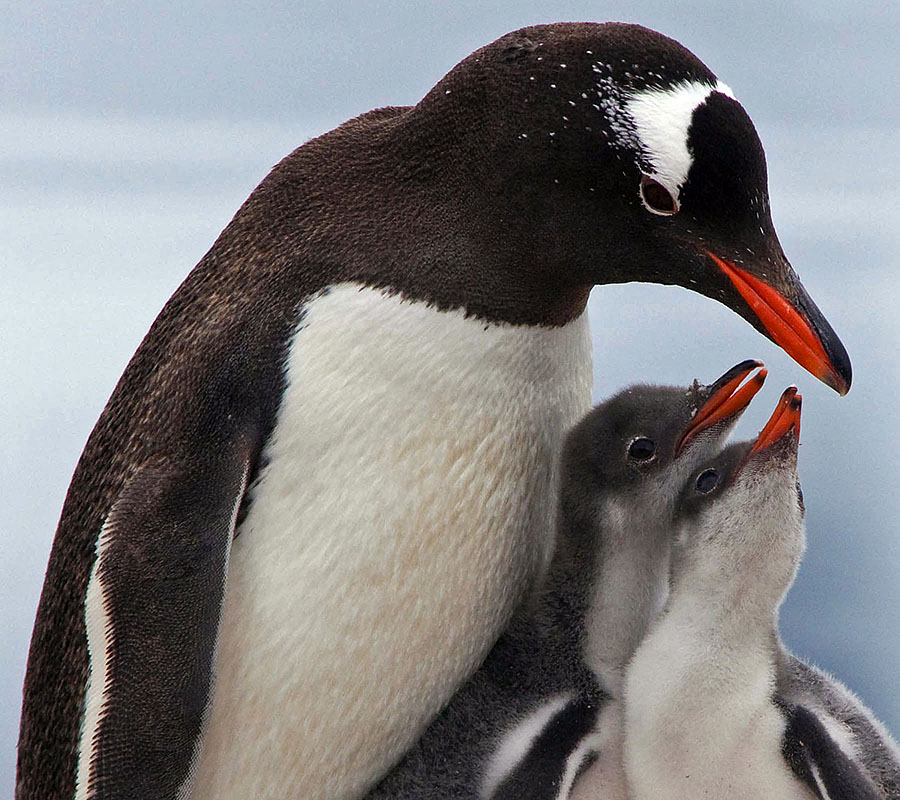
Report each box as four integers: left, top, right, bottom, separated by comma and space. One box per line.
559, 360, 766, 548
672, 386, 805, 596
412, 22, 850, 393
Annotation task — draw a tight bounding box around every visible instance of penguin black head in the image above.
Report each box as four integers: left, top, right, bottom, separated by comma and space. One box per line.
400, 23, 850, 393
559, 359, 766, 542
672, 386, 806, 596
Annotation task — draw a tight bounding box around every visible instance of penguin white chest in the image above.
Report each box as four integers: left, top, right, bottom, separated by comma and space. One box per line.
190, 283, 592, 800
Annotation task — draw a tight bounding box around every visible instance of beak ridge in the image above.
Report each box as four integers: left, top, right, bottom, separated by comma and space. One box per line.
749, 386, 802, 455
676, 360, 767, 455
707, 252, 851, 395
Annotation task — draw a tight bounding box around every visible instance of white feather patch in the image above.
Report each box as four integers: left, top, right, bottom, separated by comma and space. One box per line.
556, 729, 606, 800
74, 518, 116, 800
809, 762, 833, 800
480, 695, 573, 799
626, 80, 735, 198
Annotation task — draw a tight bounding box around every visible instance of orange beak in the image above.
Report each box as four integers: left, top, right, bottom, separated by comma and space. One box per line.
750, 386, 802, 454
707, 252, 850, 396
676, 360, 767, 455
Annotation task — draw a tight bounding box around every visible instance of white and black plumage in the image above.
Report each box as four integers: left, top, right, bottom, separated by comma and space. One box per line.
622, 389, 900, 800
369, 361, 766, 800
18, 23, 852, 800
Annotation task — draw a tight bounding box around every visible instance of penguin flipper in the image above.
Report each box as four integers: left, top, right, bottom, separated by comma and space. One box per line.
75, 449, 251, 799
489, 695, 600, 800
782, 704, 883, 800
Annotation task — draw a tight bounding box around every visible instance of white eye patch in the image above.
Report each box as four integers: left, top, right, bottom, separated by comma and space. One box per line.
625, 80, 735, 201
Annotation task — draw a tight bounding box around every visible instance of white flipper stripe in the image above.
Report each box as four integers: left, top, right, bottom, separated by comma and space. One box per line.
480, 694, 573, 799
75, 460, 251, 800
556, 730, 605, 800
74, 517, 115, 800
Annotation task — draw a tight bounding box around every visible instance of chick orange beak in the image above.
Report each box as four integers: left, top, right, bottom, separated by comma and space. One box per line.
750, 386, 802, 454
676, 360, 767, 455
708, 252, 850, 396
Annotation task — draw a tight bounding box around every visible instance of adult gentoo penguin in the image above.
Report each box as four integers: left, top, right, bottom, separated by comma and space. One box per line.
623, 390, 900, 799
369, 360, 767, 799
18, 22, 851, 800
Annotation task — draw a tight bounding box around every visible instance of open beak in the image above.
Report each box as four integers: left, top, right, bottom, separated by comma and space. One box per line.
707, 252, 851, 396
749, 386, 802, 455
676, 359, 767, 455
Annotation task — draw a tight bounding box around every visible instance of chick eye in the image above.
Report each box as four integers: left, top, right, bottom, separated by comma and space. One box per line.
628, 437, 657, 461
696, 469, 719, 493
640, 174, 679, 215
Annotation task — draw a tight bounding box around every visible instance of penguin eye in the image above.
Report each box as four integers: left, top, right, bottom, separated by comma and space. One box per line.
696, 469, 719, 493
628, 437, 657, 461
640, 174, 679, 216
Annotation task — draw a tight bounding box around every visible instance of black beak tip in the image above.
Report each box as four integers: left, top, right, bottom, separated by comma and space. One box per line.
828, 338, 852, 396
794, 278, 852, 396
704, 359, 764, 395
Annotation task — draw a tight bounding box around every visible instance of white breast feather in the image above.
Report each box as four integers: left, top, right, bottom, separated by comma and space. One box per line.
189, 283, 592, 800
623, 475, 816, 800
624, 618, 813, 799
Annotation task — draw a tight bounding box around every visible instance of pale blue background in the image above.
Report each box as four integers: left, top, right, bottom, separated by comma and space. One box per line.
2, 1, 898, 792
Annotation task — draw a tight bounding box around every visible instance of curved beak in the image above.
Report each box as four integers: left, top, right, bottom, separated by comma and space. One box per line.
676, 359, 767, 455
707, 252, 851, 396
750, 386, 802, 455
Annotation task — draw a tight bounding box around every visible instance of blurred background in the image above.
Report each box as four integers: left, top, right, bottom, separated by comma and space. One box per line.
2, 0, 898, 791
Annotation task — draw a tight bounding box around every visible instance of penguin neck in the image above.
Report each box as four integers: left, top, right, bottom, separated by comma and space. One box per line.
576, 493, 674, 698
623, 554, 785, 761
663, 570, 782, 652
623, 554, 793, 800
665, 500, 803, 649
